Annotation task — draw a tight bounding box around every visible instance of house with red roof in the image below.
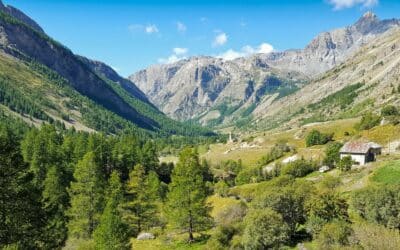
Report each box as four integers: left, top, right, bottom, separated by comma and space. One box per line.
339, 141, 382, 165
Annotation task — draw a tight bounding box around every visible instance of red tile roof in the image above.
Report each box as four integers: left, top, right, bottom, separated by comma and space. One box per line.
340, 141, 382, 154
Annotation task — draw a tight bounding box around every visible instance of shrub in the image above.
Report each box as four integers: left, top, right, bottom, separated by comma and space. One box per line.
214, 181, 229, 197
351, 185, 400, 229
281, 159, 317, 178
306, 130, 333, 147
338, 156, 353, 171
355, 112, 381, 130
242, 208, 290, 249
317, 220, 353, 248
235, 166, 263, 185
323, 142, 343, 167
381, 105, 399, 116
258, 142, 291, 166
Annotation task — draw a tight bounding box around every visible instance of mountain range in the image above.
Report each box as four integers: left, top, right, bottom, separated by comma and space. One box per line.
130, 12, 400, 129
0, 0, 399, 136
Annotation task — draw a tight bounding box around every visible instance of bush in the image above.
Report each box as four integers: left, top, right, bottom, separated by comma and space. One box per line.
355, 112, 381, 130
351, 185, 400, 229
338, 156, 353, 171
381, 105, 399, 116
242, 208, 290, 249
214, 181, 229, 197
306, 130, 334, 147
281, 159, 317, 178
235, 166, 263, 185
258, 142, 291, 166
317, 220, 353, 248
323, 142, 343, 167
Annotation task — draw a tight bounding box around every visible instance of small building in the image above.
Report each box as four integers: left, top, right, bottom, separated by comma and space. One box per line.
339, 141, 382, 165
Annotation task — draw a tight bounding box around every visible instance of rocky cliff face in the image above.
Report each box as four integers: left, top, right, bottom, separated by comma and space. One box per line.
131, 56, 307, 123
257, 11, 400, 76
130, 12, 400, 125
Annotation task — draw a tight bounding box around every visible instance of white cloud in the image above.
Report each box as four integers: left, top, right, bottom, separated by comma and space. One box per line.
158, 47, 189, 64
216, 43, 274, 61
213, 32, 228, 47
173, 47, 188, 55
328, 0, 378, 10
177, 21, 187, 32
145, 24, 159, 34
128, 24, 159, 35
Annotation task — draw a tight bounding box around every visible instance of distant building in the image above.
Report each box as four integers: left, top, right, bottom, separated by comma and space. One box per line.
339, 141, 382, 165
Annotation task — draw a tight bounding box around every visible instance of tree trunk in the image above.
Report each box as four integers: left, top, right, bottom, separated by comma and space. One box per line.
188, 211, 194, 243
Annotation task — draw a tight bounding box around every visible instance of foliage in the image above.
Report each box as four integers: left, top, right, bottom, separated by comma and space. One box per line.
258, 142, 291, 166
122, 164, 159, 236
306, 129, 334, 147
308, 82, 363, 110
317, 220, 353, 249
93, 172, 130, 250
253, 180, 313, 240
214, 181, 230, 197
355, 112, 381, 130
338, 156, 353, 171
281, 159, 317, 178
0, 125, 44, 249
381, 105, 399, 116
166, 148, 213, 242
242, 208, 290, 249
305, 192, 349, 237
67, 152, 105, 239
323, 142, 343, 167
351, 185, 400, 229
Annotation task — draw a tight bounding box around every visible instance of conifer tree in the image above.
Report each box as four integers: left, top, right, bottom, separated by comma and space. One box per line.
42, 165, 69, 248
123, 164, 159, 236
166, 148, 212, 242
67, 152, 105, 239
0, 125, 44, 249
141, 141, 159, 172
94, 172, 130, 250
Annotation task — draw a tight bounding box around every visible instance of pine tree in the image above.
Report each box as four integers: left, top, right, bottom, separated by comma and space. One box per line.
141, 141, 159, 172
166, 148, 213, 242
67, 152, 105, 239
42, 165, 69, 249
0, 125, 44, 249
94, 172, 130, 250
123, 164, 159, 236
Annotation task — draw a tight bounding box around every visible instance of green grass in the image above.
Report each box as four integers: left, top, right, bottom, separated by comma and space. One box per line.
371, 160, 400, 185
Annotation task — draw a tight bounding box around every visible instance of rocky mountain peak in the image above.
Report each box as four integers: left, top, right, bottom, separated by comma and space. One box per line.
0, 0, 44, 33
354, 11, 380, 34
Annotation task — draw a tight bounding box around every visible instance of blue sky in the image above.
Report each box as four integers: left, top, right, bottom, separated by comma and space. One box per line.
5, 0, 400, 76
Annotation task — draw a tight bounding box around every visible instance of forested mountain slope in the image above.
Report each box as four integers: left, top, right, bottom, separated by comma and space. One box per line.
0, 1, 212, 137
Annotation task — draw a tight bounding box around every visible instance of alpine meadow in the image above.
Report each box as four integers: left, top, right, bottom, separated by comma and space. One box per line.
2, 0, 400, 249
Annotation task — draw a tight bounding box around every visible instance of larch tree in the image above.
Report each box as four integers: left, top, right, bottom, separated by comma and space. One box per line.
123, 164, 158, 236
94, 172, 130, 250
67, 152, 105, 239
166, 147, 212, 242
